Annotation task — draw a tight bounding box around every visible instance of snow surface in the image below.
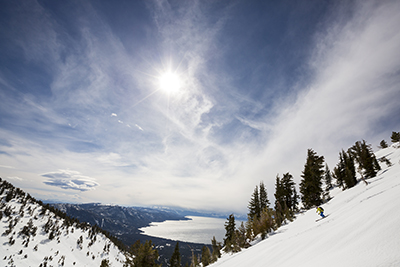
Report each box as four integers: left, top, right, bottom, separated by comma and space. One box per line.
210, 143, 400, 267
0, 188, 128, 266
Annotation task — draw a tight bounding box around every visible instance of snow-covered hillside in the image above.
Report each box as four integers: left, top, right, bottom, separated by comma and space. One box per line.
210, 143, 400, 267
0, 180, 128, 267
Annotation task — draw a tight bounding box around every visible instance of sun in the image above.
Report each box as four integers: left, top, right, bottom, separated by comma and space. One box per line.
159, 72, 181, 94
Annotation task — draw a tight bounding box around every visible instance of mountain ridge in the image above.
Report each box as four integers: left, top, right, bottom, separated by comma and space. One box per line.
0, 178, 129, 266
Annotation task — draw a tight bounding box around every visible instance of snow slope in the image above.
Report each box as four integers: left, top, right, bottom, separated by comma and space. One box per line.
210, 143, 400, 267
0, 182, 128, 267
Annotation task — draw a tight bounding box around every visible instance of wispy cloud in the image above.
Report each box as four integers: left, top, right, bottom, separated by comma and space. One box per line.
247, 0, 400, 189
42, 170, 99, 191
0, 0, 399, 213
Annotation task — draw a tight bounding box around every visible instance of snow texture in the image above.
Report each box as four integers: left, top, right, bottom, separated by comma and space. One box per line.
210, 143, 400, 267
0, 187, 127, 266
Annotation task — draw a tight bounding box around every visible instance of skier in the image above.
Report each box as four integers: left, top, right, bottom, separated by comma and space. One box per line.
316, 206, 325, 218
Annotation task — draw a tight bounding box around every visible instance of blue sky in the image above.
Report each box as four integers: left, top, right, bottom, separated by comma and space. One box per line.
1, 0, 399, 214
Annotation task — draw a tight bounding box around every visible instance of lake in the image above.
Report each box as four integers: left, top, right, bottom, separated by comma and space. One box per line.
139, 216, 228, 244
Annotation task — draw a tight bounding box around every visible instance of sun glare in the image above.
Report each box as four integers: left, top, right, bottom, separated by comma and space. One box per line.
159, 72, 181, 93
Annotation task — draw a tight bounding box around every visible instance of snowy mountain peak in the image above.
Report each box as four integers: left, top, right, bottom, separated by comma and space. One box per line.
0, 179, 130, 267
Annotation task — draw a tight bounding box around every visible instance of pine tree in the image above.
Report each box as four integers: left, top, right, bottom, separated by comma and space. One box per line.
100, 259, 110, 267
259, 181, 270, 212
274, 173, 298, 225
323, 164, 333, 201
379, 140, 388, 149
223, 214, 236, 246
237, 222, 250, 248
299, 149, 325, 209
391, 131, 400, 143
281, 173, 298, 212
248, 182, 270, 222
131, 240, 161, 267
343, 150, 357, 188
258, 207, 275, 239
170, 242, 181, 267
333, 150, 357, 190
350, 140, 381, 179
247, 186, 260, 221
211, 236, 221, 262
223, 214, 239, 253
201, 246, 211, 267
274, 175, 284, 226
324, 164, 333, 191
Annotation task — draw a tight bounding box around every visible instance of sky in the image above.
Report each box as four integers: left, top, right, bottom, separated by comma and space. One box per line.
0, 0, 399, 214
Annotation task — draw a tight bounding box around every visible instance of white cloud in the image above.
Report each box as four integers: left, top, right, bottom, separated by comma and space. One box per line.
0, 165, 15, 169
135, 124, 144, 131
7, 176, 23, 181
247, 0, 400, 190
42, 170, 99, 191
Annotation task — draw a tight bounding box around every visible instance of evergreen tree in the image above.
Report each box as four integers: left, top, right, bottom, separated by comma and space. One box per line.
274, 175, 284, 226
100, 259, 110, 267
211, 236, 221, 262
201, 246, 211, 266
350, 140, 381, 179
223, 214, 236, 247
223, 214, 240, 253
248, 181, 270, 222
299, 149, 325, 209
170, 242, 181, 267
281, 173, 298, 211
391, 131, 400, 143
379, 140, 388, 149
343, 150, 357, 188
237, 222, 250, 248
323, 164, 333, 201
259, 181, 270, 212
333, 150, 357, 190
247, 186, 260, 220
324, 164, 333, 191
130, 240, 161, 267
258, 207, 276, 239
274, 173, 298, 225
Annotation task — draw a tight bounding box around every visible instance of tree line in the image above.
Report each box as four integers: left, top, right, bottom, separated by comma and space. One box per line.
154, 132, 399, 267
219, 133, 398, 259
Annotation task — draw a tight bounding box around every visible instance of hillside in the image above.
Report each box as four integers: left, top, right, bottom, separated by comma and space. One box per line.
50, 203, 187, 232
49, 203, 210, 267
0, 180, 128, 267
49, 203, 187, 246
210, 143, 400, 267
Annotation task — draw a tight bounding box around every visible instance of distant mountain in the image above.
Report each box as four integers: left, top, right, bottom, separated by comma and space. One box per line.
0, 178, 129, 266
51, 203, 188, 235
150, 206, 248, 221
48, 203, 212, 266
